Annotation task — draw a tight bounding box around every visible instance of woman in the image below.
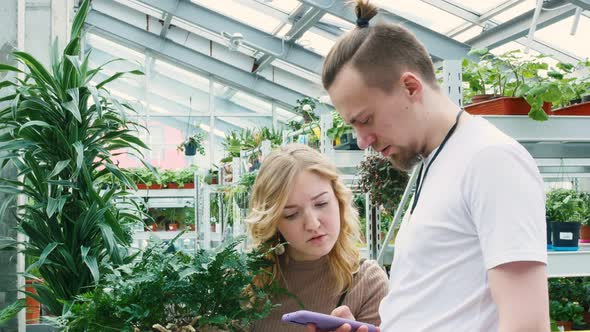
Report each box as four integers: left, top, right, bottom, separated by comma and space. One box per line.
246, 144, 389, 331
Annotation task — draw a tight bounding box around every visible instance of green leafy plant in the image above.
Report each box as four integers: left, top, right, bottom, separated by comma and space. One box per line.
177, 132, 206, 156
0, 299, 26, 327
258, 127, 283, 148
549, 300, 584, 325
326, 111, 353, 141
293, 97, 318, 124
125, 167, 160, 186
547, 61, 590, 108
462, 48, 560, 121
0, 0, 151, 314
61, 237, 282, 331
546, 189, 585, 223
357, 155, 409, 214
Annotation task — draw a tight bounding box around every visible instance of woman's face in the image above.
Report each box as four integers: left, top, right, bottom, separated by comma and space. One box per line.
277, 170, 341, 261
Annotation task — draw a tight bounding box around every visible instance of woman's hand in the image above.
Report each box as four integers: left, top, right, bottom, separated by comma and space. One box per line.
304, 306, 380, 332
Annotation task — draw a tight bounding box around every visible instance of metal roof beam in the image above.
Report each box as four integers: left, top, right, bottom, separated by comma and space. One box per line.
569, 0, 590, 11
298, 0, 471, 60
466, 3, 578, 50
255, 7, 325, 73
445, 0, 525, 37
425, 0, 580, 64
134, 0, 323, 75
85, 10, 308, 109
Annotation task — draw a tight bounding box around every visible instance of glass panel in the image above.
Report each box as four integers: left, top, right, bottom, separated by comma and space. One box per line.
264, 0, 300, 13
298, 30, 335, 56
190, 0, 282, 33
535, 16, 590, 60
86, 33, 145, 64
230, 91, 272, 115
321, 14, 355, 31
453, 25, 483, 42
372, 0, 467, 31
492, 0, 535, 23
152, 59, 211, 93
456, 0, 517, 14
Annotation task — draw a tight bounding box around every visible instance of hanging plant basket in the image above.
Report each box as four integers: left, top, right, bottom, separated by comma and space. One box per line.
184, 144, 197, 156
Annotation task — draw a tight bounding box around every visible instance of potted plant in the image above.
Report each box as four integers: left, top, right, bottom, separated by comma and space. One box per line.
0, 0, 149, 317
462, 48, 556, 121
293, 97, 319, 124
204, 167, 219, 185
546, 189, 584, 250
61, 237, 282, 331
220, 130, 242, 163
177, 132, 206, 157
546, 59, 590, 116
550, 300, 584, 331
357, 154, 409, 215
327, 112, 358, 150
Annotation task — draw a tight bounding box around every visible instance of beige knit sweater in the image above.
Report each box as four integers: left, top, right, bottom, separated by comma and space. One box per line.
250, 255, 389, 331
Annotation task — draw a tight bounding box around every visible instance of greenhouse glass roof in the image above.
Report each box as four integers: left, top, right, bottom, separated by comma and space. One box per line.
83, 0, 590, 167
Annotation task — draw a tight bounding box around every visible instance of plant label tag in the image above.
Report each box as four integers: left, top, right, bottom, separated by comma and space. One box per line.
559, 232, 573, 240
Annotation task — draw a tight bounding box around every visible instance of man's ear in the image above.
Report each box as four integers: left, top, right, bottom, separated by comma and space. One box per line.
399, 72, 423, 98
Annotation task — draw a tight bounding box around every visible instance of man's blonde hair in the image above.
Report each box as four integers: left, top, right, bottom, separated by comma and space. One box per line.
246, 144, 361, 294
322, 0, 437, 92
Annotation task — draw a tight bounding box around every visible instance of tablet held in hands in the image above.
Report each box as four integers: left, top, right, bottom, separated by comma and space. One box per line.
282, 310, 377, 332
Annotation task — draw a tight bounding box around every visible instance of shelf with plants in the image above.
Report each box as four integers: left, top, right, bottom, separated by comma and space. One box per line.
462, 49, 590, 121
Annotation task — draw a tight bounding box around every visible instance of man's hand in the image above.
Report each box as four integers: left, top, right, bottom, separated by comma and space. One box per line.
304, 306, 380, 332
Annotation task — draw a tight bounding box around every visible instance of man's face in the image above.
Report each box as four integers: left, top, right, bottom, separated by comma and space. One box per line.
327, 65, 424, 171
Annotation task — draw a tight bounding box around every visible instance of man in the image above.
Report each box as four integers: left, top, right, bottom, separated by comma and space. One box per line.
307, 1, 550, 331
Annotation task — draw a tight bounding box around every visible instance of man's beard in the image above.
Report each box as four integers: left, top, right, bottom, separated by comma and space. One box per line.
388, 149, 422, 172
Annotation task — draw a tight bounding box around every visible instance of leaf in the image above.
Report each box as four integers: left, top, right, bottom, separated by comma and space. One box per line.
0, 64, 23, 73
27, 242, 60, 272
0, 236, 18, 251
88, 85, 102, 118
46, 196, 59, 218
49, 160, 71, 178
70, 0, 90, 42
18, 120, 52, 134
0, 185, 22, 194
81, 246, 100, 286
64, 89, 82, 122
96, 70, 143, 89
0, 299, 25, 326
73, 141, 84, 173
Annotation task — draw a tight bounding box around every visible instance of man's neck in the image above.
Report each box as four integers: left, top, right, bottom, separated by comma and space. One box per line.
421, 94, 464, 157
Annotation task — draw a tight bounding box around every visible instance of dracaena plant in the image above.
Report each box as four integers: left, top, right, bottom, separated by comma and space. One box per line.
0, 0, 155, 315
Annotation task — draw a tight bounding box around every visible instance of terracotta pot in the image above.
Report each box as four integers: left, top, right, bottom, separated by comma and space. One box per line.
167, 183, 179, 189
464, 96, 551, 116
168, 223, 178, 231
182, 183, 195, 189
149, 184, 163, 189
145, 223, 157, 232
470, 94, 498, 104
581, 225, 590, 244
188, 224, 196, 232
137, 183, 147, 190
25, 280, 41, 324
555, 321, 572, 331
552, 101, 590, 116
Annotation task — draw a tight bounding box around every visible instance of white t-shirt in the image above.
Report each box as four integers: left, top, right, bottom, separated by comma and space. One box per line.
379, 116, 547, 332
